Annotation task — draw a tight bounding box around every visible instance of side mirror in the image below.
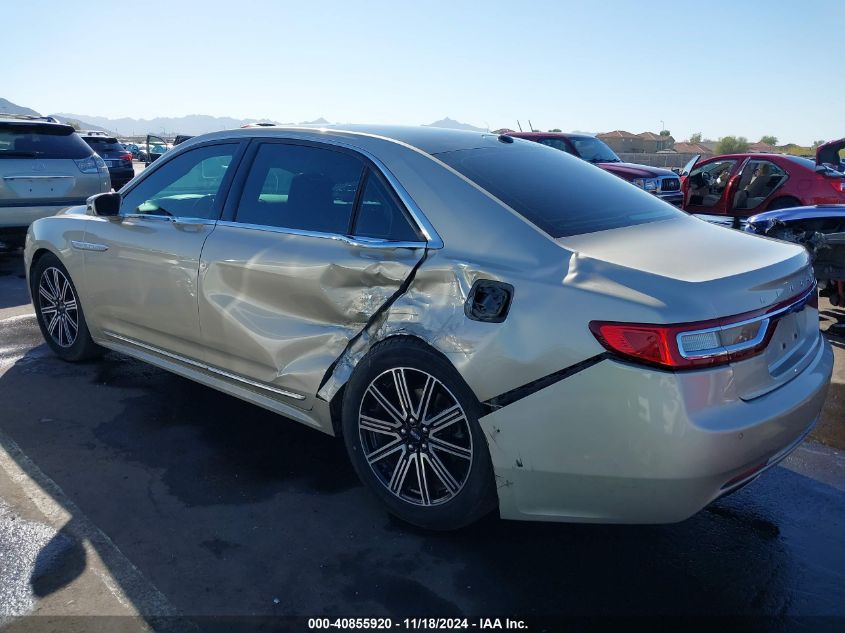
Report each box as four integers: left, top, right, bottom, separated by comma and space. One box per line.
89, 192, 121, 217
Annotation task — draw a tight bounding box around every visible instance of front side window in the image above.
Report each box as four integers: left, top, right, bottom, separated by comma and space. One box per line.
235, 143, 364, 234
687, 159, 737, 208
538, 138, 572, 153
353, 171, 421, 242
436, 144, 680, 237
120, 143, 236, 219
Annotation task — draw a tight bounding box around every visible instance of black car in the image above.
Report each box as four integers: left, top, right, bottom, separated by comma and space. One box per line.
79, 135, 134, 189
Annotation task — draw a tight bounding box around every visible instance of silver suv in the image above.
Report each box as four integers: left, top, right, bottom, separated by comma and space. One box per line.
1, 115, 111, 247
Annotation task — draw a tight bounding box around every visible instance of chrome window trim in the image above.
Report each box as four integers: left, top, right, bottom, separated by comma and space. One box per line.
103, 330, 306, 401
676, 283, 817, 360
224, 135, 444, 249
215, 220, 427, 250
121, 213, 217, 225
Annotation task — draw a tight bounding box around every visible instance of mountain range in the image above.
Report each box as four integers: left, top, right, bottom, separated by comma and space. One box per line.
2, 97, 487, 137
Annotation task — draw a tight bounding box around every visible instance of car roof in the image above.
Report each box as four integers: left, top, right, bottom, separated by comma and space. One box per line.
0, 116, 75, 134
189, 124, 507, 156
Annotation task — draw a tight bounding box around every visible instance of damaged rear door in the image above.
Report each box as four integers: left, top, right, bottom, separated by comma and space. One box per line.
197, 139, 427, 410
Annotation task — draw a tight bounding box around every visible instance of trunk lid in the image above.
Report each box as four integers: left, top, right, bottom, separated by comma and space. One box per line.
1, 157, 79, 201
559, 215, 820, 399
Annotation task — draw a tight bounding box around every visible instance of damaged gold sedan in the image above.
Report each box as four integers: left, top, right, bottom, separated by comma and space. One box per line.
24, 126, 833, 529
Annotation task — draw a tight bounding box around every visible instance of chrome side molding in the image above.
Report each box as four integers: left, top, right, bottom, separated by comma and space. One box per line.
70, 240, 109, 252
102, 330, 306, 401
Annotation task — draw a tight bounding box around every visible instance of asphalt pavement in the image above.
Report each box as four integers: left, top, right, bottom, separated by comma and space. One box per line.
1, 248, 844, 632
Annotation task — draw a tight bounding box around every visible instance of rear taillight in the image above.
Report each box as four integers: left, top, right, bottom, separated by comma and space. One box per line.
120, 152, 133, 162
590, 283, 817, 370
74, 155, 105, 174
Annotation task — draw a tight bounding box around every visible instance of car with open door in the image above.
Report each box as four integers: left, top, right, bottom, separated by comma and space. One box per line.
682, 150, 845, 217
24, 126, 833, 530
144, 134, 170, 165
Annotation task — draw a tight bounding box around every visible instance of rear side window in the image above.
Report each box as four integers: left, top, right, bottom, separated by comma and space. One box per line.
235, 143, 364, 234
0, 123, 92, 159
436, 143, 681, 237
353, 171, 421, 242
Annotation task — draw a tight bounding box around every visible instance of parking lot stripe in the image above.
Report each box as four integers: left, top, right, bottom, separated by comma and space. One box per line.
0, 425, 181, 621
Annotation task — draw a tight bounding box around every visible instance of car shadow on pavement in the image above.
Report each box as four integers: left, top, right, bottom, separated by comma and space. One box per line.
0, 249, 30, 310
1, 335, 845, 629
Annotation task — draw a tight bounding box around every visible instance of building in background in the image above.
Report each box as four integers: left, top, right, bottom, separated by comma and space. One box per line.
598, 130, 675, 154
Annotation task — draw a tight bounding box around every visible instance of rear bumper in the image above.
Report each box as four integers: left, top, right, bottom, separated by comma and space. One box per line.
0, 201, 89, 229
479, 335, 833, 523
107, 168, 134, 189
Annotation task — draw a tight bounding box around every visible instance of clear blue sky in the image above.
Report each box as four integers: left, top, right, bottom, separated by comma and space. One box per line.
3, 0, 842, 145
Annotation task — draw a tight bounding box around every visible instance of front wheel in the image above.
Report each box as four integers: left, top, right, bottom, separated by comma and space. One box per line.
342, 338, 497, 530
31, 253, 103, 362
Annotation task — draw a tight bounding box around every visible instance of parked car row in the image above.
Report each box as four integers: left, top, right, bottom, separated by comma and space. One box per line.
22, 125, 833, 530
679, 139, 845, 216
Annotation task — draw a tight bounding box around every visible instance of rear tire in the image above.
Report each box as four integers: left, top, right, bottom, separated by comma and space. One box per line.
766, 196, 801, 211
342, 337, 497, 530
31, 253, 103, 362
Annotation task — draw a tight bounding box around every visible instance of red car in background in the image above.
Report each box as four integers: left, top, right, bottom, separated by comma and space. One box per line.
681, 138, 845, 216
506, 132, 683, 205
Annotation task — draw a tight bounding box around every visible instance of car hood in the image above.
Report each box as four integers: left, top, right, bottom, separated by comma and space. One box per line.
816, 137, 845, 167
598, 162, 677, 178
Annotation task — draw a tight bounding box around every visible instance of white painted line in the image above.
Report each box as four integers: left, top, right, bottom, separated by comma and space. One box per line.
0, 427, 181, 620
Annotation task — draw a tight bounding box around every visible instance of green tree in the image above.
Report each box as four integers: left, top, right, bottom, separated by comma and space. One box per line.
549, 128, 561, 132
659, 129, 671, 136
760, 135, 778, 145
689, 132, 702, 144
813, 139, 825, 148
716, 136, 750, 154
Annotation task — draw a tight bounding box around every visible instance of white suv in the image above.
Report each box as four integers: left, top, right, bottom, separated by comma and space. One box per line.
1, 115, 111, 247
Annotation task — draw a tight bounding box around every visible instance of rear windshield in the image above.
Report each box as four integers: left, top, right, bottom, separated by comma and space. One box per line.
0, 123, 92, 159
82, 136, 122, 151
436, 142, 681, 237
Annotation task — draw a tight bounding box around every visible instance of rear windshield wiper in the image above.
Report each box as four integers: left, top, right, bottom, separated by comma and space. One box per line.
0, 150, 39, 158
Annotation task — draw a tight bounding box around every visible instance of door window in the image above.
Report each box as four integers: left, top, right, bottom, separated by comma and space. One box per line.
538, 138, 573, 154
121, 144, 237, 219
731, 160, 787, 210
234, 143, 364, 234
353, 171, 421, 242
686, 159, 737, 208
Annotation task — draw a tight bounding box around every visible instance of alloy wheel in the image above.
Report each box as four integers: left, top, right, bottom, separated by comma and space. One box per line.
358, 367, 473, 506
38, 266, 79, 348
